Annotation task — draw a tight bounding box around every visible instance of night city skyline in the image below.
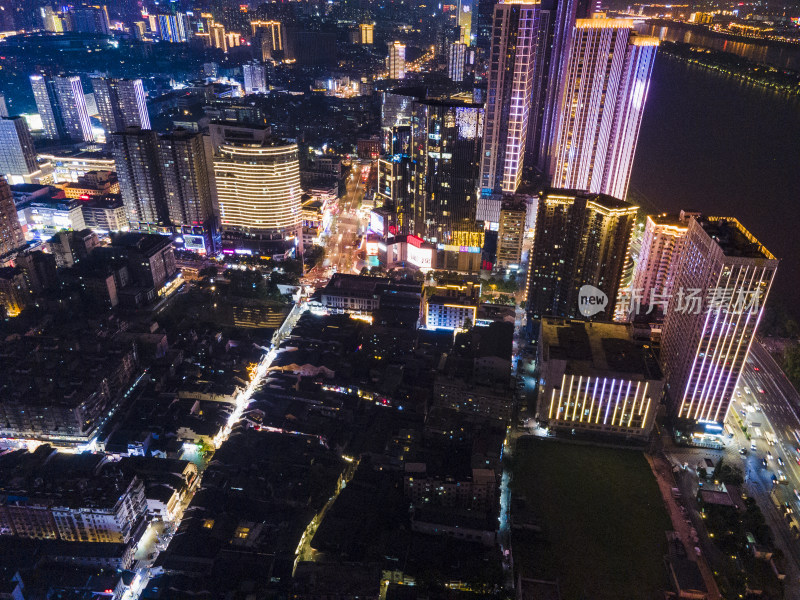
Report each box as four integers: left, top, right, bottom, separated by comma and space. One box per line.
0, 0, 799, 598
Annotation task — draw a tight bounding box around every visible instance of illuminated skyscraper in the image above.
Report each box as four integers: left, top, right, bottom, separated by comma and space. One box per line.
91, 77, 151, 133
0, 117, 38, 184
387, 42, 406, 80
30, 75, 94, 142
448, 41, 467, 82
410, 99, 484, 252
660, 217, 777, 427
549, 19, 658, 199
628, 211, 694, 318
526, 188, 638, 319
213, 142, 302, 238
479, 1, 538, 200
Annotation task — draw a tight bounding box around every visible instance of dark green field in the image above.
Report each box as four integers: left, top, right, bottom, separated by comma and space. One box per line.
511, 439, 671, 600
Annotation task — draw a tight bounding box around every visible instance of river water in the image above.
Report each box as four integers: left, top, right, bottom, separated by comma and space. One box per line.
635, 22, 800, 71
629, 53, 800, 306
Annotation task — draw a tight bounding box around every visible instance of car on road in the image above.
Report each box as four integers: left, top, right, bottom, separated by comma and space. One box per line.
794, 489, 800, 501
754, 366, 760, 371
772, 474, 778, 484
694, 546, 702, 556
761, 458, 768, 468
779, 471, 788, 482
759, 388, 765, 394
739, 447, 747, 455
751, 442, 758, 451
767, 451, 773, 460
785, 502, 793, 514
778, 456, 784, 466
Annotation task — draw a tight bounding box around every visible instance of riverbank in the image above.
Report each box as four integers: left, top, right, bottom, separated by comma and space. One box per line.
658, 41, 800, 96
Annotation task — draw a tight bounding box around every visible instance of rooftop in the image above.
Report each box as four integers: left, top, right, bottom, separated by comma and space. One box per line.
540, 319, 662, 380
698, 216, 776, 260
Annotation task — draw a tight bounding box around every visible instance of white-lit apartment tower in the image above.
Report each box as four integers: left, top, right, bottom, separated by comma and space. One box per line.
0, 117, 38, 183
91, 77, 151, 133
448, 41, 467, 82
660, 217, 778, 427
477, 1, 537, 222
30, 75, 94, 142
549, 19, 657, 199
388, 42, 406, 79
214, 142, 302, 237
628, 211, 693, 318
157, 13, 189, 42
242, 62, 268, 94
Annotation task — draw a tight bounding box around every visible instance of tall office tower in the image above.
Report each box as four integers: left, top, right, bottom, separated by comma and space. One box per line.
387, 42, 406, 80
660, 217, 777, 427
0, 117, 38, 183
242, 62, 268, 94
213, 142, 302, 237
410, 99, 485, 269
0, 93, 7, 118
0, 178, 24, 256
251, 20, 284, 60
111, 127, 166, 226
527, 188, 638, 319
628, 211, 694, 318
359, 23, 374, 44
478, 0, 538, 217
91, 78, 150, 133
448, 41, 467, 82
30, 75, 94, 143
549, 19, 658, 199
67, 4, 110, 34
157, 129, 214, 228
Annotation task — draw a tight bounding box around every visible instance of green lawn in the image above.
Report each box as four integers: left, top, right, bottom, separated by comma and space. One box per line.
511, 438, 671, 600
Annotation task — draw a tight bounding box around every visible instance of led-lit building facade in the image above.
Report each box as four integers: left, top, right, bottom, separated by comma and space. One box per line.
251, 20, 284, 60
30, 75, 94, 143
91, 77, 151, 133
359, 23, 374, 44
660, 217, 778, 427
448, 41, 467, 82
527, 188, 638, 319
549, 19, 658, 199
479, 1, 537, 199
628, 211, 694, 319
422, 282, 481, 330
388, 41, 406, 80
537, 318, 663, 438
214, 142, 302, 237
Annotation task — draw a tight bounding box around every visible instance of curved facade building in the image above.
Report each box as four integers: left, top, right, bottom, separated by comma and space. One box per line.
214, 142, 302, 237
